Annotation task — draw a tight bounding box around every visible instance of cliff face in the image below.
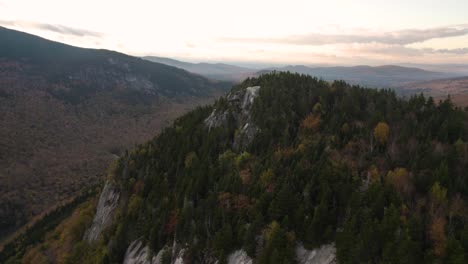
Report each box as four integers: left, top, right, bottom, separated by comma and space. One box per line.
121, 241, 336, 264
83, 181, 120, 242
296, 244, 336, 264
204, 86, 260, 150
122, 240, 164, 264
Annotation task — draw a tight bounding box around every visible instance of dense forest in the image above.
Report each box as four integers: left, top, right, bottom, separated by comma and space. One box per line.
7, 72, 468, 263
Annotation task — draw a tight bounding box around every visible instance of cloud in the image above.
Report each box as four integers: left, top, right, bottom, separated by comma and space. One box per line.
338, 42, 468, 57
0, 20, 102, 37
429, 48, 468, 54
223, 25, 468, 46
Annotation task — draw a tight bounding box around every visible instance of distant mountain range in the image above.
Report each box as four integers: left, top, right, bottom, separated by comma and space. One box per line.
0, 27, 226, 239
399, 76, 468, 106
146, 56, 464, 89
143, 56, 254, 82
258, 65, 458, 88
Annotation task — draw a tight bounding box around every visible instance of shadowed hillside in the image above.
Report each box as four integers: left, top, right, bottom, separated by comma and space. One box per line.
0, 27, 228, 240
143, 56, 255, 82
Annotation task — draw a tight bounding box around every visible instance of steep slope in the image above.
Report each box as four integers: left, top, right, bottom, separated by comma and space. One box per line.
143, 56, 255, 82
12, 72, 467, 264
259, 65, 455, 88
0, 26, 227, 240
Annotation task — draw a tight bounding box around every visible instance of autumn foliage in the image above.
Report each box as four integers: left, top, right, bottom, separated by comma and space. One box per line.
301, 113, 321, 132
373, 122, 390, 145
429, 216, 447, 257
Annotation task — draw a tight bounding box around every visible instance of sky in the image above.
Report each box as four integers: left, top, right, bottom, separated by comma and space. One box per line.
1, 0, 468, 65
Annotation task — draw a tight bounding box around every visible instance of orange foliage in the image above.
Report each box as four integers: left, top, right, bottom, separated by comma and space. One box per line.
301, 114, 321, 132
429, 216, 447, 257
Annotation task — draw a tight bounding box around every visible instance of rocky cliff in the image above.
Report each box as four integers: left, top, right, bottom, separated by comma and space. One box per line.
83, 181, 120, 242
204, 86, 260, 150
122, 241, 336, 264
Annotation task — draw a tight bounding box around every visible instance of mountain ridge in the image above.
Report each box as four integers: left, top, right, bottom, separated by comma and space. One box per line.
143, 56, 254, 82
258, 64, 456, 88
0, 26, 226, 240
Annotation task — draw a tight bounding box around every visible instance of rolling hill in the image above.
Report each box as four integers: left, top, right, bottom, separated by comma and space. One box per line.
399, 76, 468, 107
259, 65, 456, 88
0, 26, 227, 240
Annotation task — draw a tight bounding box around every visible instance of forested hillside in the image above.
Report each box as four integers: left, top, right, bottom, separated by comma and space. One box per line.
0, 26, 227, 241
7, 72, 468, 264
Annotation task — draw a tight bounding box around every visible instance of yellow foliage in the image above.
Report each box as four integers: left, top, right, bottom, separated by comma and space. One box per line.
235, 151, 252, 168
21, 199, 96, 264
374, 122, 390, 145
386, 168, 411, 195
260, 169, 274, 187
263, 221, 280, 241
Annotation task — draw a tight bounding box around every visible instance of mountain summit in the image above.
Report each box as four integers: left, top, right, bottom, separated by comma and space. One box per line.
10, 72, 466, 264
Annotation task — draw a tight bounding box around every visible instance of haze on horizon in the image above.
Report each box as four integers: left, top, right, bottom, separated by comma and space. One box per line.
1, 0, 468, 66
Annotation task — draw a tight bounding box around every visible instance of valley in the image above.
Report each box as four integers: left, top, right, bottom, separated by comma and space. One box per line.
0, 27, 227, 242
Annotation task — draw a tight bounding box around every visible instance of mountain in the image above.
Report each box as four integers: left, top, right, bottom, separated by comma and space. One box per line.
0, 27, 228, 241
400, 63, 468, 76
259, 65, 456, 88
6, 72, 467, 263
142, 57, 463, 90
143, 56, 255, 82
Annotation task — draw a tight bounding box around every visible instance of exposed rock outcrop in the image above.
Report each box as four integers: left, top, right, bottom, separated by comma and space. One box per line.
123, 240, 162, 264
122, 240, 186, 264
172, 248, 186, 264
227, 250, 253, 264
83, 181, 120, 242
204, 86, 261, 150
121, 241, 335, 264
204, 109, 229, 130
295, 243, 336, 264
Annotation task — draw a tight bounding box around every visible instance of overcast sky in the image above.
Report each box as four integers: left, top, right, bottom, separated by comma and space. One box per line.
1, 0, 468, 65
